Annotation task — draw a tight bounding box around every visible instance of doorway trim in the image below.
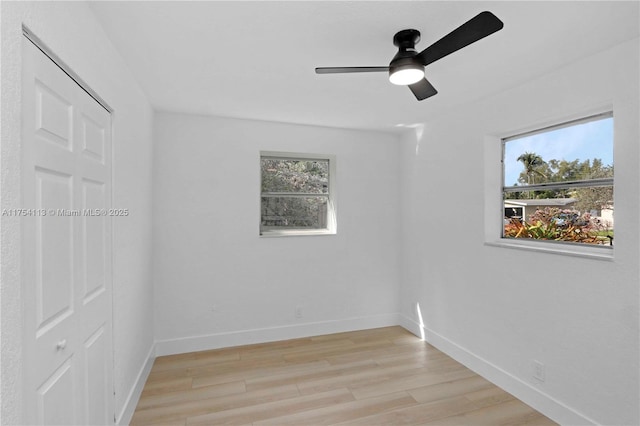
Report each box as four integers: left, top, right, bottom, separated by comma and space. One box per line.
22, 25, 113, 114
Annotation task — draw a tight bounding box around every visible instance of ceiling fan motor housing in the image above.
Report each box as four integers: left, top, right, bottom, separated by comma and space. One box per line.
389, 29, 424, 82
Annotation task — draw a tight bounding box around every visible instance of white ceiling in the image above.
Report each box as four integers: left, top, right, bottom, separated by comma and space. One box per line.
89, 1, 639, 134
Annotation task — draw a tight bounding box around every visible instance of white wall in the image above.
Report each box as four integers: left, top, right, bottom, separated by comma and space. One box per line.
0, 2, 155, 424
399, 38, 639, 425
153, 112, 401, 354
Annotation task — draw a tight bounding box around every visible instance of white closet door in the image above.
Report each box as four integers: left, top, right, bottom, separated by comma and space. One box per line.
22, 37, 114, 425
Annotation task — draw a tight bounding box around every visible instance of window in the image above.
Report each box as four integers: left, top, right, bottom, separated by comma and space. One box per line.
260, 152, 336, 236
502, 112, 613, 248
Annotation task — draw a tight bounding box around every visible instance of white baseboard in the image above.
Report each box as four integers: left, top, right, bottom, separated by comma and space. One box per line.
155, 313, 401, 356
398, 314, 596, 426
117, 344, 155, 426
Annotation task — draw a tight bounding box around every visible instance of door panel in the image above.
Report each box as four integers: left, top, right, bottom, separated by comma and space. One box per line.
81, 113, 106, 163
35, 79, 73, 150
84, 326, 109, 425
82, 178, 107, 302
37, 358, 77, 426
35, 169, 74, 330
23, 37, 114, 425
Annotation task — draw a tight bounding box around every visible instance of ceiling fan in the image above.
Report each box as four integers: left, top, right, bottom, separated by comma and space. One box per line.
315, 11, 504, 101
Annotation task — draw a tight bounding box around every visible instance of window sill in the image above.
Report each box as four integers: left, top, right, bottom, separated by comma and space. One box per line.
260, 229, 336, 238
485, 238, 614, 261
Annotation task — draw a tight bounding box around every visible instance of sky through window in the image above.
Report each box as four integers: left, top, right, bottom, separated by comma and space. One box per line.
504, 116, 613, 186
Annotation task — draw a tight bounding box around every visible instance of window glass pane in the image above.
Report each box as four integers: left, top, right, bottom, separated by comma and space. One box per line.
504, 116, 613, 187
503, 187, 613, 246
502, 114, 614, 247
261, 158, 329, 194
261, 196, 328, 229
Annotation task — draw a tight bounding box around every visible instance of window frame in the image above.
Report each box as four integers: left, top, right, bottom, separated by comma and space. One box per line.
485, 110, 615, 260
259, 151, 337, 237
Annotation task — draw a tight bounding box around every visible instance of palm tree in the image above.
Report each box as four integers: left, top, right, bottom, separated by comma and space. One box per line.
517, 152, 546, 185
517, 152, 546, 199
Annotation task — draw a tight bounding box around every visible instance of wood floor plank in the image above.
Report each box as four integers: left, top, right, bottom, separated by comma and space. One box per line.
187, 356, 288, 382
131, 326, 557, 426
191, 359, 330, 389
186, 388, 355, 425
326, 339, 443, 366
152, 350, 241, 372
296, 361, 428, 396
407, 374, 495, 403
282, 339, 394, 364
349, 366, 477, 400
145, 367, 190, 384
132, 384, 299, 425
140, 376, 193, 397
136, 380, 246, 410
253, 391, 419, 425
245, 358, 378, 392
421, 398, 549, 425
308, 326, 402, 342
372, 345, 448, 365
238, 337, 355, 361
336, 386, 516, 425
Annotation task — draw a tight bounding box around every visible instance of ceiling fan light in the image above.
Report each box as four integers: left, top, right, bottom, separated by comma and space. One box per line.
389, 66, 424, 86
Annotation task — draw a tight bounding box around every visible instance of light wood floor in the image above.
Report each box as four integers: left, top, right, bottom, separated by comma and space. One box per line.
131, 326, 557, 425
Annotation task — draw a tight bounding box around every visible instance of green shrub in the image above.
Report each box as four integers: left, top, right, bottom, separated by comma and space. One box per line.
504, 207, 611, 245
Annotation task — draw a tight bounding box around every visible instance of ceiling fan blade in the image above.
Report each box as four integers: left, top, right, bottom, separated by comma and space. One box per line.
416, 11, 503, 67
315, 66, 389, 74
409, 78, 438, 101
